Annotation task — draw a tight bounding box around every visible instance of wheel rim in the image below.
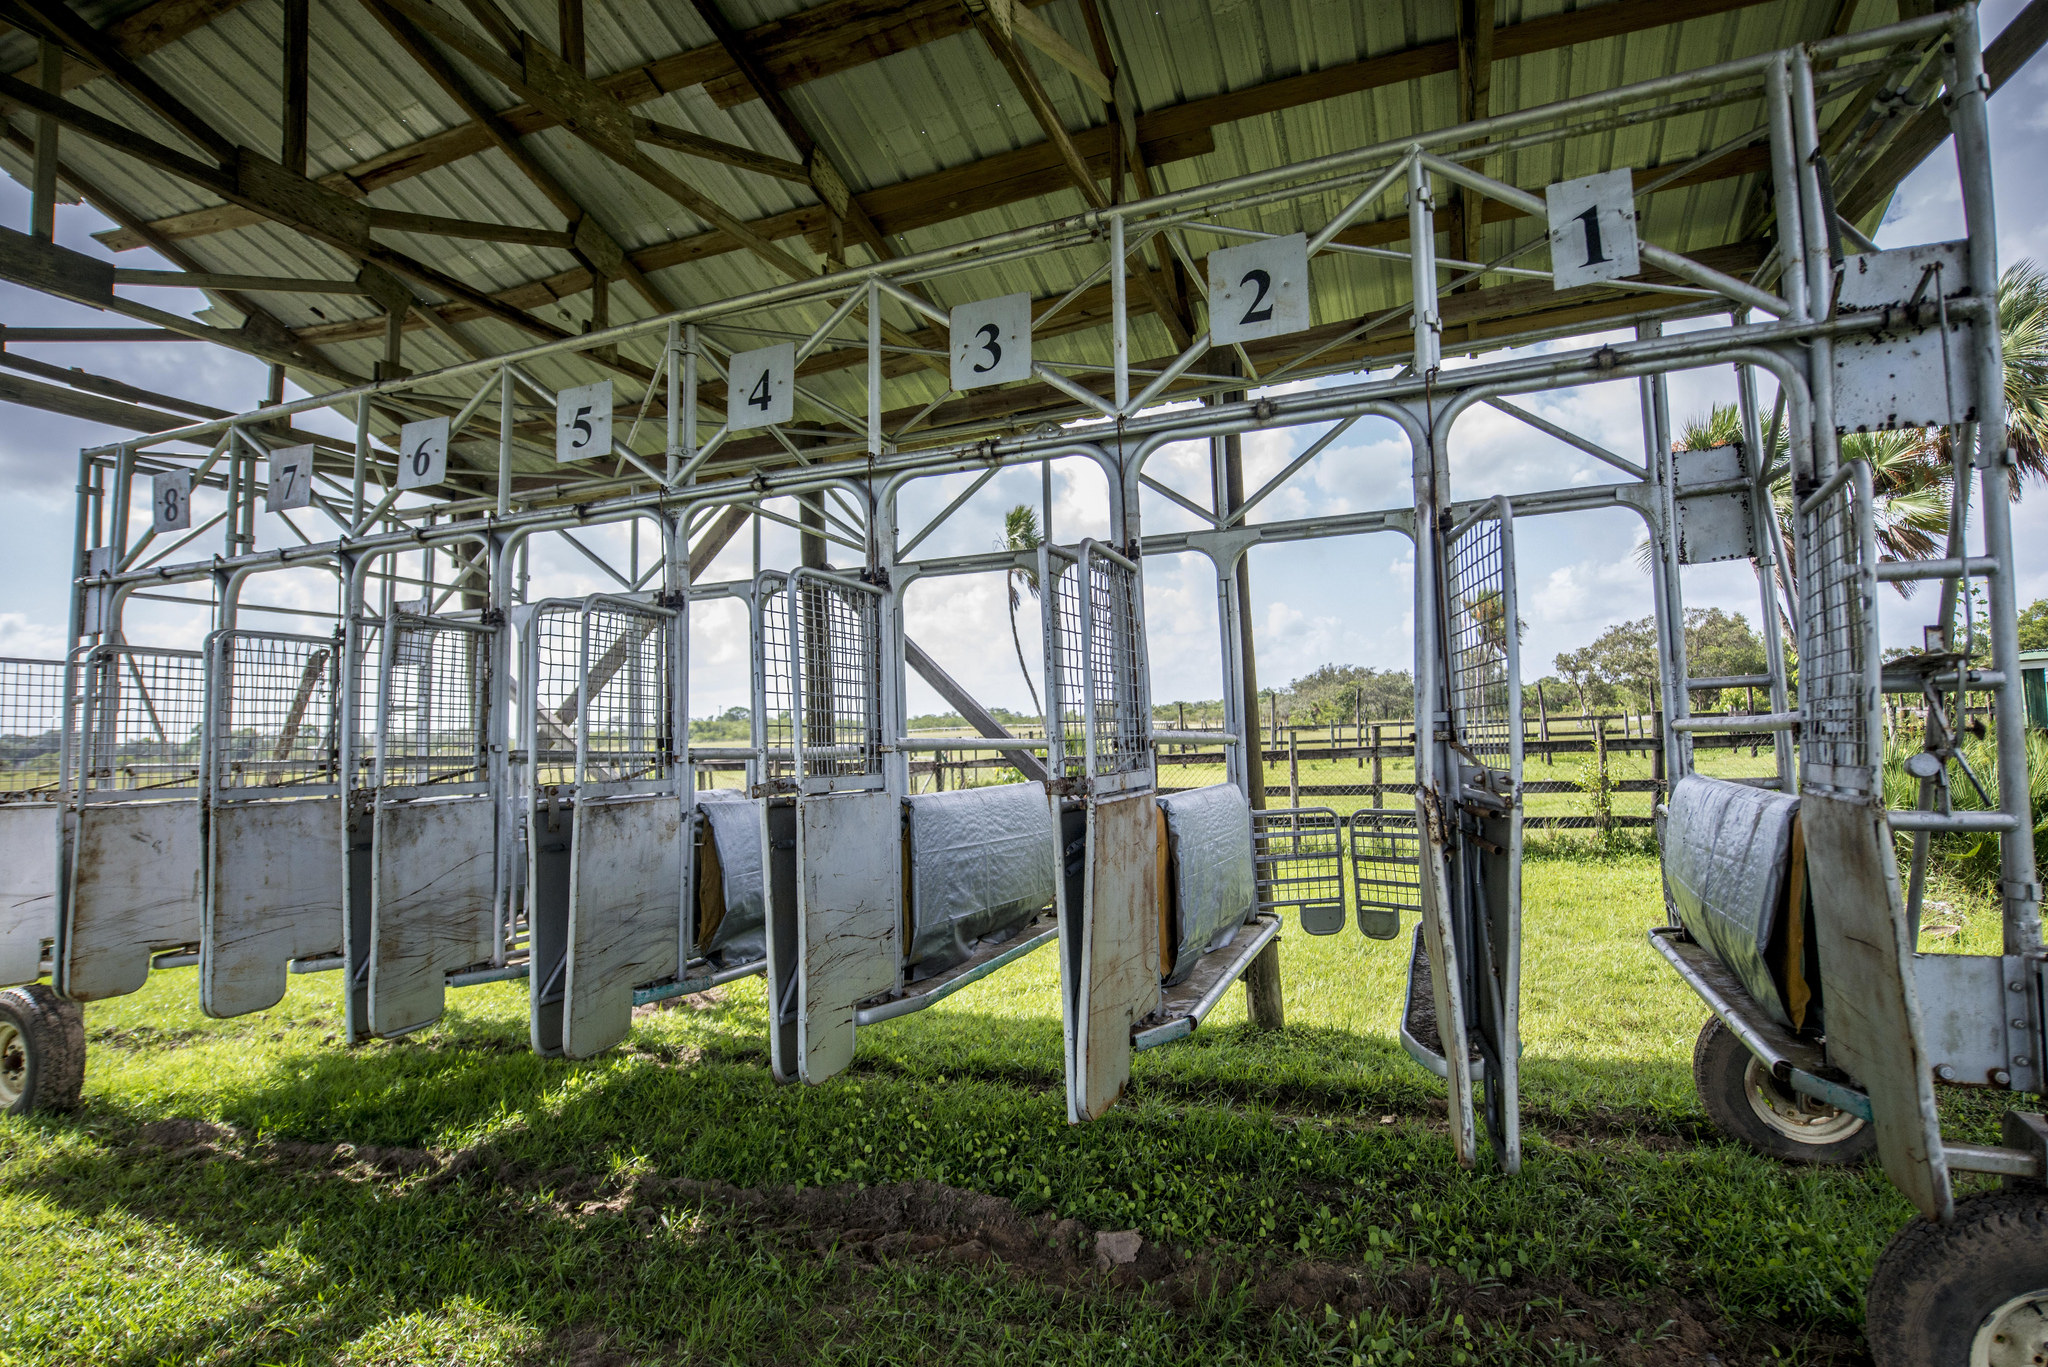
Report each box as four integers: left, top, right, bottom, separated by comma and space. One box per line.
1741, 1056, 1865, 1145
0, 1020, 25, 1109
1973, 1288, 2048, 1367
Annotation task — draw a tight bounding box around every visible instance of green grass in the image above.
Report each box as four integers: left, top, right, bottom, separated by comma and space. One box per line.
0, 855, 2012, 1365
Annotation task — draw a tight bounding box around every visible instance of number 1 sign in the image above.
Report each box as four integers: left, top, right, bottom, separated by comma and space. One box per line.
397, 417, 449, 490
556, 380, 612, 463
1544, 168, 1640, 290
268, 444, 315, 512
1208, 233, 1311, 345
949, 293, 1032, 390
727, 343, 794, 431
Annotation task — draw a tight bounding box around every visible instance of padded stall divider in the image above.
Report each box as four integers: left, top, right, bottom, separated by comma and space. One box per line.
1662, 774, 1799, 1029
904, 782, 1056, 977
697, 790, 765, 965
1156, 784, 1255, 986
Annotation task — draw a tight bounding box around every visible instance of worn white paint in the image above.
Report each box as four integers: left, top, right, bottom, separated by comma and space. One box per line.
1415, 791, 1478, 1167
562, 796, 684, 1059
0, 804, 57, 986
60, 799, 203, 1000
368, 796, 495, 1036
201, 797, 343, 1018
1066, 791, 1160, 1123
794, 789, 901, 1084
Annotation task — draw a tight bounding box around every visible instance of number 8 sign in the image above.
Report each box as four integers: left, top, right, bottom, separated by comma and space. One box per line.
397, 417, 449, 490
1544, 168, 1640, 290
152, 471, 192, 532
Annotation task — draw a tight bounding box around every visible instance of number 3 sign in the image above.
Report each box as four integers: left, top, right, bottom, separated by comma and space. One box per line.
397, 417, 449, 490
1209, 232, 1311, 345
1544, 168, 1640, 290
556, 380, 612, 463
727, 343, 793, 431
949, 293, 1031, 390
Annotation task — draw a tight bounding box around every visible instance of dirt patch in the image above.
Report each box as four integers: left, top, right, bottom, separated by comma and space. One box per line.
631, 987, 729, 1019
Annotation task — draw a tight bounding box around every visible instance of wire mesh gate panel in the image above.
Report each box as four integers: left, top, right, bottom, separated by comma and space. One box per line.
1042, 542, 1153, 795
779, 570, 898, 1086
1349, 809, 1423, 941
1253, 808, 1345, 935
0, 658, 63, 986
57, 645, 207, 1001
521, 597, 686, 1061
351, 608, 498, 1042
200, 631, 344, 1019
1796, 462, 1953, 1219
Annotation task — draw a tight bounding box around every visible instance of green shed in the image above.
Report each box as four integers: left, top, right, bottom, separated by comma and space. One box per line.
2024, 650, 2048, 731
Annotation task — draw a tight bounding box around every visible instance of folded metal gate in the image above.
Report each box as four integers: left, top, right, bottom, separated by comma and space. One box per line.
199, 630, 343, 1018
343, 604, 499, 1041
759, 567, 900, 1085
1043, 539, 1159, 1122
1414, 495, 1524, 1171
0, 658, 64, 987
521, 594, 686, 1060
56, 644, 207, 1001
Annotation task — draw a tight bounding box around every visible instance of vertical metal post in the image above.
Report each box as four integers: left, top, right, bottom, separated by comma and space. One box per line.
867, 279, 883, 457
664, 319, 681, 483
1735, 359, 1796, 793
1407, 154, 1441, 374
1111, 213, 1129, 413
1763, 58, 1810, 328
683, 324, 700, 481
1948, 14, 2040, 957
109, 446, 134, 565
497, 365, 513, 518
30, 40, 60, 241
352, 394, 370, 527
1638, 321, 1691, 777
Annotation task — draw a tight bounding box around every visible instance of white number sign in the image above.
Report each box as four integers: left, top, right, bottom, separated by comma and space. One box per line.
268, 444, 315, 512
397, 417, 448, 490
949, 292, 1032, 390
556, 380, 612, 464
151, 471, 192, 532
1208, 232, 1311, 345
727, 343, 794, 431
1544, 168, 1640, 290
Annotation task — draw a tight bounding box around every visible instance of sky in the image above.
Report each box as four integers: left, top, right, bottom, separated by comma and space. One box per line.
3, 1, 2046, 722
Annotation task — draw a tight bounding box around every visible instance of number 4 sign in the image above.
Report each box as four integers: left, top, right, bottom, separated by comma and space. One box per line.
152, 470, 192, 532
268, 444, 315, 512
727, 343, 793, 431
556, 380, 612, 463
397, 417, 449, 490
1544, 168, 1640, 290
1208, 232, 1311, 345
949, 293, 1031, 390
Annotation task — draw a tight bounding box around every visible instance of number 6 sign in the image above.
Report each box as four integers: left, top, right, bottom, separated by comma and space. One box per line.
1209, 233, 1311, 345
949, 293, 1031, 390
397, 417, 449, 490
1544, 168, 1640, 290
726, 343, 793, 432
556, 380, 612, 464
151, 470, 192, 532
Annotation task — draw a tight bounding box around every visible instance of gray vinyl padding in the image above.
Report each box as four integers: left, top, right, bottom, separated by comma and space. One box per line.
697, 790, 765, 964
1158, 784, 1256, 985
1661, 774, 1798, 1027
905, 782, 1055, 976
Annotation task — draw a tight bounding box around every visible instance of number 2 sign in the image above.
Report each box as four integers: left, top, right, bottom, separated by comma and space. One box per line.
556, 380, 612, 464
268, 444, 315, 512
151, 470, 192, 532
1544, 168, 1640, 290
1208, 233, 1311, 345
397, 417, 449, 490
727, 343, 793, 432
949, 293, 1031, 390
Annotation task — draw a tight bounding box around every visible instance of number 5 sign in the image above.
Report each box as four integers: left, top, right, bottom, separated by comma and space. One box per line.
1544, 168, 1640, 290
949, 293, 1031, 390
727, 343, 793, 431
1208, 232, 1311, 345
556, 380, 612, 463
397, 417, 449, 490
151, 470, 192, 532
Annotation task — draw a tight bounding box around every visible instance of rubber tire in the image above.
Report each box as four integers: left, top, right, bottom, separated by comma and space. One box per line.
1865, 1189, 2048, 1367
1692, 1016, 1874, 1166
0, 983, 86, 1115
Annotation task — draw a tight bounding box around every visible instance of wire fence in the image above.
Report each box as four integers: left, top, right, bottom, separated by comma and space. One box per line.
0, 657, 65, 798
209, 632, 340, 792
74, 646, 206, 795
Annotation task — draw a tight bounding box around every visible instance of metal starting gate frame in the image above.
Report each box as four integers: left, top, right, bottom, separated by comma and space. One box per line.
0, 658, 64, 988
43, 9, 2045, 1271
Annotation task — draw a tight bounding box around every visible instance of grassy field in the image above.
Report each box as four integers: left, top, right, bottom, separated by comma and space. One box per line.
0, 854, 2014, 1367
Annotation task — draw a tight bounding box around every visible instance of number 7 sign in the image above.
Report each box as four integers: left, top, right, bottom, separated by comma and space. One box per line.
1544, 168, 1640, 290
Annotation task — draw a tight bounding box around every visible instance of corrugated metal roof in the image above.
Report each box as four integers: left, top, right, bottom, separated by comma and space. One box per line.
0, 0, 1919, 460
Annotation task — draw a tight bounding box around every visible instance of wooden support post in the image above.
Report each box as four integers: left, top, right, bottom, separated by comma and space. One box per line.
1594, 722, 1611, 837
1371, 724, 1384, 809
30, 40, 61, 241
1651, 708, 1666, 791
282, 0, 311, 176
1242, 935, 1283, 1031
1287, 729, 1299, 808
558, 0, 585, 73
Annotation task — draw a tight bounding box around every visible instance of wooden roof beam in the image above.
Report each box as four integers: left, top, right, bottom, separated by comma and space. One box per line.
3, 0, 253, 97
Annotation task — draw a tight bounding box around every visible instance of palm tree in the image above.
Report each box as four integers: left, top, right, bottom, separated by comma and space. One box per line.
1001, 503, 1043, 718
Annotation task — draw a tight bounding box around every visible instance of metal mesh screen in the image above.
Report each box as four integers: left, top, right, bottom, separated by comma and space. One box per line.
1446, 513, 1512, 763
1046, 549, 1148, 781
1798, 470, 1874, 770
0, 658, 64, 799
1350, 808, 1424, 916
1252, 807, 1344, 920
375, 615, 492, 790
791, 577, 881, 780
210, 632, 340, 792
75, 646, 205, 794
528, 602, 672, 788
756, 582, 794, 782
